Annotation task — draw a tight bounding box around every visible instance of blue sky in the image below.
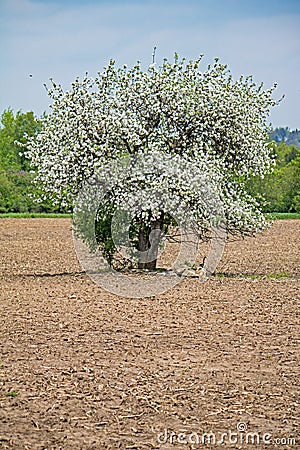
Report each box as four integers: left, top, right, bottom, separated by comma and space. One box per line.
1, 0, 299, 128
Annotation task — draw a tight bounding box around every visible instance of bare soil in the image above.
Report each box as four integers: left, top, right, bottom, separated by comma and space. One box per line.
0, 219, 299, 449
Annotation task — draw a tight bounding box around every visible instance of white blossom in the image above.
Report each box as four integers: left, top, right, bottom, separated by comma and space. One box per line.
24, 55, 278, 239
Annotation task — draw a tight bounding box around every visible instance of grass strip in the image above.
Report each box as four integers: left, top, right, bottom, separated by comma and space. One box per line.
0, 212, 72, 218
265, 212, 300, 220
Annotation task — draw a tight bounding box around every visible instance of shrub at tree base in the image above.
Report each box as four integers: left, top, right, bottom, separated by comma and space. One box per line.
24, 55, 278, 270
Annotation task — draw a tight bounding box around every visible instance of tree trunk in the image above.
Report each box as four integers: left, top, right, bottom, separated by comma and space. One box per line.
137, 214, 164, 270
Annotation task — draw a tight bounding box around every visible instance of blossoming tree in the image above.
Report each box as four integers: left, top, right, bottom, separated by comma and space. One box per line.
25, 55, 277, 270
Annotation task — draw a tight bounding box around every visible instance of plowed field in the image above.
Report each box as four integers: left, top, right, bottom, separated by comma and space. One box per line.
0, 219, 299, 449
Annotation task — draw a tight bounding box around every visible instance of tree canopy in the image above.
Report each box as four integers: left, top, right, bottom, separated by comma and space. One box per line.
26, 55, 275, 268
23, 55, 279, 270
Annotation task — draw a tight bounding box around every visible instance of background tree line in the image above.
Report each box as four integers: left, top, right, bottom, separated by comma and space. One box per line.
0, 109, 299, 214
0, 109, 67, 213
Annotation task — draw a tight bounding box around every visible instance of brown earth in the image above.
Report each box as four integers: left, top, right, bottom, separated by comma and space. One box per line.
0, 218, 299, 449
